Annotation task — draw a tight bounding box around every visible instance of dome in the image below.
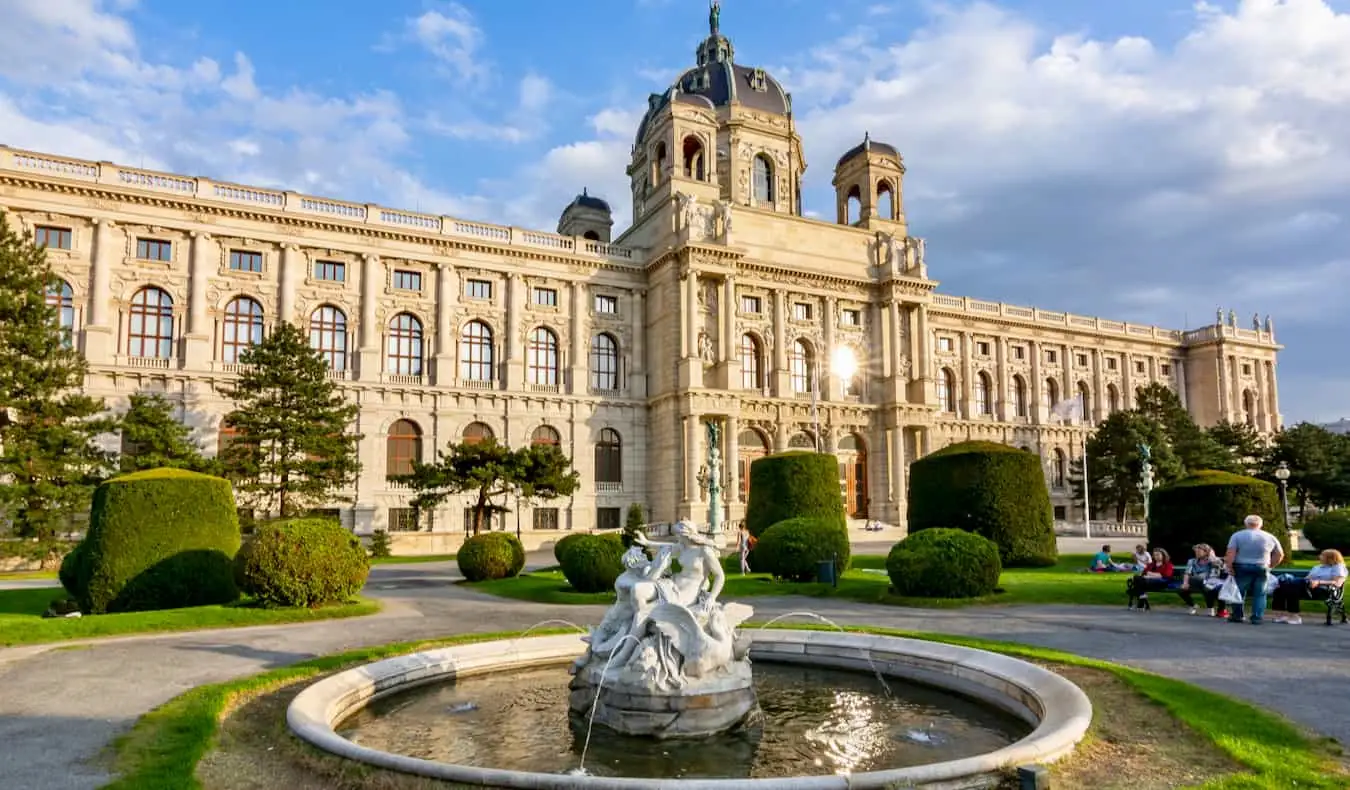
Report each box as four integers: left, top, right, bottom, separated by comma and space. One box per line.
567, 188, 611, 213
836, 132, 899, 169
634, 2, 791, 146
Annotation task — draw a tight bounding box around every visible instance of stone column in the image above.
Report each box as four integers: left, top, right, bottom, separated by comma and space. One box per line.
435, 263, 457, 385
505, 273, 524, 389
1266, 360, 1281, 430
684, 414, 702, 505
772, 289, 788, 395
570, 281, 587, 394
994, 336, 1008, 420
631, 290, 647, 397
877, 301, 893, 379
685, 271, 700, 358
888, 426, 905, 509
1175, 357, 1189, 411
822, 296, 837, 399
1091, 349, 1106, 423
913, 305, 930, 403
721, 276, 737, 389
184, 231, 214, 367
960, 332, 974, 419
278, 244, 300, 325
1121, 354, 1134, 411
1029, 340, 1043, 424
85, 218, 116, 361
726, 416, 740, 504
358, 254, 382, 378
1229, 356, 1242, 423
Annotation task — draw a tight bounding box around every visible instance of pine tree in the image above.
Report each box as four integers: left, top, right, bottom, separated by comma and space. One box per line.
221, 321, 361, 517
1205, 419, 1265, 476
1134, 382, 1228, 472
0, 215, 113, 540
117, 392, 218, 474
1074, 409, 1179, 522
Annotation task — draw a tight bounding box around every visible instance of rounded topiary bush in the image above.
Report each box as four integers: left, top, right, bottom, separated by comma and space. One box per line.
907, 441, 1057, 568
886, 528, 1002, 599
754, 516, 851, 582
458, 532, 526, 582
553, 532, 588, 566
233, 518, 370, 607
1148, 470, 1288, 563
1303, 509, 1350, 555
66, 468, 241, 614
745, 452, 846, 539
558, 532, 626, 593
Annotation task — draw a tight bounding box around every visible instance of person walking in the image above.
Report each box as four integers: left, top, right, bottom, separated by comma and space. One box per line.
1223, 514, 1285, 625
736, 523, 755, 574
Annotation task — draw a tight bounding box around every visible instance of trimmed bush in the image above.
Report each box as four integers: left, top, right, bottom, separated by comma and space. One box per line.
907, 441, 1057, 568
458, 532, 526, 582
886, 528, 1002, 599
1303, 509, 1350, 555
1148, 470, 1288, 562
558, 532, 626, 593
753, 516, 851, 582
234, 518, 369, 607
745, 452, 846, 537
368, 529, 393, 559
553, 532, 589, 566
64, 468, 240, 614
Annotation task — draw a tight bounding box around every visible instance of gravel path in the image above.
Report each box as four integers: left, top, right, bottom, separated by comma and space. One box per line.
2, 561, 1348, 790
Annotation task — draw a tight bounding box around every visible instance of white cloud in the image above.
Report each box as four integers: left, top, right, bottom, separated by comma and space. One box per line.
403, 3, 486, 81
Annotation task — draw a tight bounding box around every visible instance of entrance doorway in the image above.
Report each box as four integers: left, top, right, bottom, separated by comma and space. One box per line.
837, 433, 869, 518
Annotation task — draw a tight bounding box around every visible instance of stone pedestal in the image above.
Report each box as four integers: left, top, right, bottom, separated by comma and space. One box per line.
567, 659, 758, 739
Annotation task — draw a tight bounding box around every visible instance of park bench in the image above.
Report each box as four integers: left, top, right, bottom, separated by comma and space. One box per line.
1144, 568, 1345, 625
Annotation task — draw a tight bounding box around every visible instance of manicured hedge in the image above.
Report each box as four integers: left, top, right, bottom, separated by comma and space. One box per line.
553, 532, 588, 566
558, 532, 626, 593
886, 528, 1002, 599
233, 518, 369, 607
745, 452, 846, 537
1148, 470, 1288, 562
753, 516, 851, 582
1303, 509, 1350, 555
907, 441, 1057, 568
457, 532, 526, 582
63, 468, 241, 614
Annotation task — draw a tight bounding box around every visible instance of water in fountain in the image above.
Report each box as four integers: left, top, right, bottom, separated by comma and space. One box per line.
572, 632, 643, 777
755, 611, 893, 698
509, 619, 590, 644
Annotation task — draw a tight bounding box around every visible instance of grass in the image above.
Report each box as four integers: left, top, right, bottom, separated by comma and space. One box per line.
107, 627, 1348, 790
0, 569, 59, 580
0, 587, 381, 648
369, 553, 456, 565
468, 553, 1318, 609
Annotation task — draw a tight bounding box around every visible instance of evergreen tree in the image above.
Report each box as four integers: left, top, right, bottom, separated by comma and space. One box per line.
1074, 410, 1179, 521
1205, 419, 1265, 476
1134, 382, 1228, 472
1267, 422, 1347, 518
117, 392, 218, 474
622, 502, 647, 548
221, 321, 361, 517
0, 215, 113, 540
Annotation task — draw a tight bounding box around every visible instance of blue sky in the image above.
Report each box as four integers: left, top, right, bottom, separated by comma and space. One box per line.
2, 0, 1348, 423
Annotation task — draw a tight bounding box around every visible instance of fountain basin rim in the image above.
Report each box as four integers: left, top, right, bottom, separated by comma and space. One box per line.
287, 630, 1092, 790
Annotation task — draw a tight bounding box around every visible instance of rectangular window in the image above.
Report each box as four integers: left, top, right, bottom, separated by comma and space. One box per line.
392, 269, 422, 291
740, 295, 762, 314
792, 302, 812, 321
1242, 363, 1252, 376
1076, 353, 1089, 367
229, 250, 263, 273
532, 507, 560, 531
1012, 345, 1026, 361
938, 337, 954, 353
466, 279, 493, 300
314, 260, 346, 282
594, 294, 618, 314
1160, 363, 1172, 376
1053, 505, 1067, 520
136, 238, 173, 261
34, 226, 72, 250
533, 287, 558, 307
841, 308, 861, 326
1135, 360, 1146, 374
596, 507, 622, 531
388, 508, 418, 532
1106, 356, 1118, 371
1045, 349, 1058, 364
462, 508, 498, 533
976, 341, 991, 356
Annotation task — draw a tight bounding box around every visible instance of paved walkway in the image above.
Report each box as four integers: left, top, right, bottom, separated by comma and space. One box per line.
3, 564, 1349, 790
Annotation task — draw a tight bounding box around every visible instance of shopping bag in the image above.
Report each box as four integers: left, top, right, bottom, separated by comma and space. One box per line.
1202, 576, 1224, 590
1218, 576, 1243, 604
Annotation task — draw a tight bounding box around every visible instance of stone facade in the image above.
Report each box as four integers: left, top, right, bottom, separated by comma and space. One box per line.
0, 13, 1281, 551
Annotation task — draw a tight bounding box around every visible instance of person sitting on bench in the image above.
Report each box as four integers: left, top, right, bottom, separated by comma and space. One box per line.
1132, 544, 1152, 571
1127, 548, 1175, 611
1178, 543, 1226, 617
1090, 544, 1132, 572
1271, 549, 1347, 625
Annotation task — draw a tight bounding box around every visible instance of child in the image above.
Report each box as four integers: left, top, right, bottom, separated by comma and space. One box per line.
1133, 544, 1152, 571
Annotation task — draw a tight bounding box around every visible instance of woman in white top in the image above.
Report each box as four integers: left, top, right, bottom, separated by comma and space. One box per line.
1133, 544, 1152, 571
1271, 549, 1347, 625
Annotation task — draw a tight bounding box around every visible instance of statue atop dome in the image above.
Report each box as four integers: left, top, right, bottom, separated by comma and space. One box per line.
710, 0, 721, 35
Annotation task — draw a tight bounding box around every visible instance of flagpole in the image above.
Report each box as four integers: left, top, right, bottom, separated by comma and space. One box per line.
1081, 432, 1091, 540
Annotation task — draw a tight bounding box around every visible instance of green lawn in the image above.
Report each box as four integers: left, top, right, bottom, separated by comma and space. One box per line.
0, 587, 381, 647
370, 553, 456, 565
467, 553, 1319, 609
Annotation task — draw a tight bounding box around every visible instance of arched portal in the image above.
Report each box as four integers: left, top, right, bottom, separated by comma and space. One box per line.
837, 433, 869, 518
737, 428, 770, 503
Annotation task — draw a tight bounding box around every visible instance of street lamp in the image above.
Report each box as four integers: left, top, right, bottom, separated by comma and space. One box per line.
811, 346, 859, 452
1274, 461, 1291, 530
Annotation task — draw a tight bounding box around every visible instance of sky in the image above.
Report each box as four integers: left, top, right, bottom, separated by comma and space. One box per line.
2, 0, 1348, 424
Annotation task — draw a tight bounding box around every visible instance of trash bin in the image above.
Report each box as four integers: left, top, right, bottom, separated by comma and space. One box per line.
816, 559, 836, 585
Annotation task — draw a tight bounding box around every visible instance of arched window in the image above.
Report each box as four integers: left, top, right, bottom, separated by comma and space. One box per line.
975, 372, 992, 415
309, 305, 347, 371
789, 339, 813, 394
654, 142, 668, 182
1107, 384, 1120, 414
1078, 381, 1091, 421
531, 425, 561, 447
845, 185, 862, 225
590, 332, 620, 392
128, 286, 174, 359
752, 154, 774, 204
527, 327, 560, 387
386, 419, 422, 478
876, 180, 895, 220
46, 279, 75, 344
459, 320, 494, 382
462, 421, 494, 445
739, 334, 762, 390
682, 135, 705, 180
596, 428, 622, 485
1045, 378, 1060, 408
788, 432, 815, 450
1053, 449, 1067, 488
938, 368, 957, 413
582, 230, 600, 241
1013, 375, 1028, 418
221, 296, 264, 363
386, 313, 424, 376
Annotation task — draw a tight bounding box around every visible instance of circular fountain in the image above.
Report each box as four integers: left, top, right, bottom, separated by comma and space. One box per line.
288, 523, 1092, 788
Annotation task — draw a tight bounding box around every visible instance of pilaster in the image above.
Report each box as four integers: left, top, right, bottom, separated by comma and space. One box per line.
1091, 348, 1105, 423
630, 290, 647, 397
278, 243, 300, 325
726, 416, 740, 506
505, 273, 524, 390
678, 269, 703, 389
184, 231, 214, 368
960, 331, 974, 419
822, 295, 837, 399
84, 218, 116, 362
358, 254, 382, 378
719, 276, 738, 390
771, 289, 789, 396
1029, 340, 1043, 424
569, 281, 588, 394
434, 263, 456, 385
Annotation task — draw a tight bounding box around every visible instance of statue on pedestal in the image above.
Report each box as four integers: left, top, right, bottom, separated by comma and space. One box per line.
714, 199, 733, 240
